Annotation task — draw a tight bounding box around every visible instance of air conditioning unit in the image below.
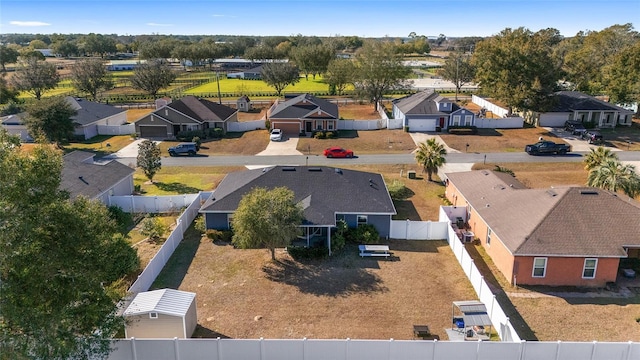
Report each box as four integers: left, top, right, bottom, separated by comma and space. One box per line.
463, 232, 475, 243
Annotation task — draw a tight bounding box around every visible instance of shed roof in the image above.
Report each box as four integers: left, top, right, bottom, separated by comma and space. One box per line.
124, 289, 196, 317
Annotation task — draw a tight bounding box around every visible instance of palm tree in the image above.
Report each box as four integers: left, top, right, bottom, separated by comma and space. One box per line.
583, 146, 619, 171
415, 138, 447, 181
587, 158, 640, 197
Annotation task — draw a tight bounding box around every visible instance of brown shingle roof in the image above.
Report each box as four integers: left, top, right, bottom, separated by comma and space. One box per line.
445, 170, 639, 257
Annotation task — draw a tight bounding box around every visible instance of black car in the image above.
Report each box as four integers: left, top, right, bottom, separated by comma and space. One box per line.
564, 120, 586, 135
582, 130, 603, 144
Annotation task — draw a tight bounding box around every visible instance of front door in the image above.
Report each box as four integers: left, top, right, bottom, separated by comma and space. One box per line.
305, 121, 312, 133
439, 118, 445, 128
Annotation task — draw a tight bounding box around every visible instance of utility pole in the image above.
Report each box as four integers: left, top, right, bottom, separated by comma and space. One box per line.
455, 55, 459, 102
216, 69, 222, 104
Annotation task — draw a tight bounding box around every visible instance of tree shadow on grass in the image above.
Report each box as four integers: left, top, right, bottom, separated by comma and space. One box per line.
464, 244, 538, 341
154, 182, 202, 194
393, 200, 421, 221
192, 325, 231, 339
476, 129, 502, 137
150, 226, 202, 290
262, 255, 388, 297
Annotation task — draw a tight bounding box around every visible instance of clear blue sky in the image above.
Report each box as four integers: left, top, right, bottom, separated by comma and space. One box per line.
1, 0, 638, 38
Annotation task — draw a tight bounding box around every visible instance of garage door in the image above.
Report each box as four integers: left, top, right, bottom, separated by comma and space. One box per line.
272, 122, 300, 135
139, 126, 168, 138
408, 119, 436, 132
539, 113, 570, 127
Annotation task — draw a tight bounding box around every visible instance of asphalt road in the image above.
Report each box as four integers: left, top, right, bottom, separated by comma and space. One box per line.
114, 151, 640, 167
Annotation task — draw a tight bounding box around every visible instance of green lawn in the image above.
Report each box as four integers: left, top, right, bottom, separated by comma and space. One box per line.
184, 75, 353, 95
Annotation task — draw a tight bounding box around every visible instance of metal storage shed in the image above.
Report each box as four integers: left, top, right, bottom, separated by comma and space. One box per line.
124, 289, 197, 339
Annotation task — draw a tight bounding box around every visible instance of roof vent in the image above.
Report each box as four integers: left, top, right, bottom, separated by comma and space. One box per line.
481, 170, 489, 175
546, 189, 557, 197
308, 168, 322, 172
78, 176, 89, 185
282, 167, 296, 172
580, 190, 599, 195
485, 204, 490, 208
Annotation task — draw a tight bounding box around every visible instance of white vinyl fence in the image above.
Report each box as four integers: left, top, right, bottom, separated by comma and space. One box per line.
125, 192, 210, 294
108, 337, 640, 360
387, 118, 403, 129
228, 120, 266, 132
472, 95, 509, 118
474, 117, 524, 129
109, 194, 199, 213
389, 220, 448, 240
337, 119, 386, 130
97, 123, 136, 136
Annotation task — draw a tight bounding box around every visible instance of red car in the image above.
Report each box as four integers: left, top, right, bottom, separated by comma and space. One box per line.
323, 147, 354, 158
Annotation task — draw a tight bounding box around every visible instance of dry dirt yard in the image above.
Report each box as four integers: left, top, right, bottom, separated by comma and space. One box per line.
439, 127, 566, 153
298, 130, 417, 155
156, 236, 477, 340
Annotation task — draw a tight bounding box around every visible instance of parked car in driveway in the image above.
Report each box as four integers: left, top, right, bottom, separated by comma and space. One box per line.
168, 142, 198, 156
564, 120, 586, 135
270, 129, 283, 141
323, 147, 354, 158
582, 130, 603, 144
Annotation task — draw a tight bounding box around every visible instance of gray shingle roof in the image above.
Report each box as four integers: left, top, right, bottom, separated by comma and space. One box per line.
446, 170, 639, 257
269, 94, 338, 119
166, 96, 237, 122
200, 166, 396, 226
392, 90, 458, 115
547, 91, 633, 113
61, 151, 134, 200
65, 97, 126, 126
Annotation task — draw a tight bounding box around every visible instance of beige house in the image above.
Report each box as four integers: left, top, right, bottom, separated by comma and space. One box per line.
124, 289, 197, 339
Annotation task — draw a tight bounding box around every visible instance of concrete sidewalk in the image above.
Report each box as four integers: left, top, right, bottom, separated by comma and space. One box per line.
408, 132, 472, 176
256, 136, 303, 156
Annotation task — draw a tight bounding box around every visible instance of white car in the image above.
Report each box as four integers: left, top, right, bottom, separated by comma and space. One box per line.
270, 128, 283, 141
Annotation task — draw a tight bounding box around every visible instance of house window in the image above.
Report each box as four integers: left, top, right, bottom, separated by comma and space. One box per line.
582, 258, 597, 279
227, 214, 234, 229
486, 228, 492, 245
532, 257, 547, 278
464, 115, 472, 126
149, 312, 158, 319
357, 215, 368, 226
328, 123, 334, 130
453, 115, 461, 126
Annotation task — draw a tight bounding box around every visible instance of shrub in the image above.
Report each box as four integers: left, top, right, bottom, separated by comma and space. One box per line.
387, 179, 412, 201
206, 127, 224, 139
176, 129, 205, 141
331, 219, 348, 252
192, 136, 201, 150
194, 215, 206, 234
355, 224, 380, 244
206, 229, 233, 242
447, 126, 478, 135
403, 126, 410, 132
108, 205, 133, 233
140, 216, 169, 242
265, 119, 271, 130
314, 131, 326, 139
325, 131, 337, 139
102, 233, 140, 282
287, 245, 328, 260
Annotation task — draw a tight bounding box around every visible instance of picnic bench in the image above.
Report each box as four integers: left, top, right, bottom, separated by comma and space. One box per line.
413, 325, 431, 338
358, 244, 391, 258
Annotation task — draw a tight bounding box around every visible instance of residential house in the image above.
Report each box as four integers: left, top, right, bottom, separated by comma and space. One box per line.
199, 166, 396, 253
123, 289, 197, 339
61, 151, 135, 204
392, 90, 475, 131
237, 95, 252, 112
1, 112, 31, 142
267, 93, 338, 135
522, 91, 634, 128
66, 97, 128, 140
1, 98, 128, 141
134, 96, 238, 138
444, 170, 640, 287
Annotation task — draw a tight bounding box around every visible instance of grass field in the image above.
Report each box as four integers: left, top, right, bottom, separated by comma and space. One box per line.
185, 75, 351, 95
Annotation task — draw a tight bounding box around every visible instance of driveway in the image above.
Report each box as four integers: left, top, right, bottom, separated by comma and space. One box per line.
408, 132, 473, 175
544, 127, 622, 152
103, 139, 162, 159
256, 136, 303, 156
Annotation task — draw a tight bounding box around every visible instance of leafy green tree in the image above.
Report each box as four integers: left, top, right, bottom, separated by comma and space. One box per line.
138, 39, 177, 60
261, 62, 300, 97
587, 158, 640, 198
0, 74, 19, 104
583, 146, 619, 171
438, 51, 475, 101
0, 45, 20, 72
602, 41, 640, 107
51, 40, 79, 58
0, 139, 138, 360
353, 41, 412, 110
71, 58, 114, 101
325, 58, 355, 95
25, 96, 76, 146
140, 216, 169, 242
19, 49, 46, 61
472, 27, 562, 112
244, 45, 280, 62
136, 139, 162, 182
290, 44, 334, 79
130, 59, 176, 98
232, 187, 303, 260
415, 138, 447, 181
82, 33, 117, 57
12, 57, 60, 100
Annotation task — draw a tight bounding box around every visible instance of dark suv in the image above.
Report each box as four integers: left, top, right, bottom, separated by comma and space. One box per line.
564, 120, 586, 135
168, 142, 198, 156
582, 130, 603, 144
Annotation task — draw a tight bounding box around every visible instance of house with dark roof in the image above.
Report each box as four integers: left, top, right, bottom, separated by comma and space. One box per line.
392, 90, 475, 132
200, 166, 396, 254
267, 94, 339, 136
134, 96, 238, 138
522, 91, 634, 128
444, 170, 640, 287
1, 98, 128, 141
62, 151, 135, 204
